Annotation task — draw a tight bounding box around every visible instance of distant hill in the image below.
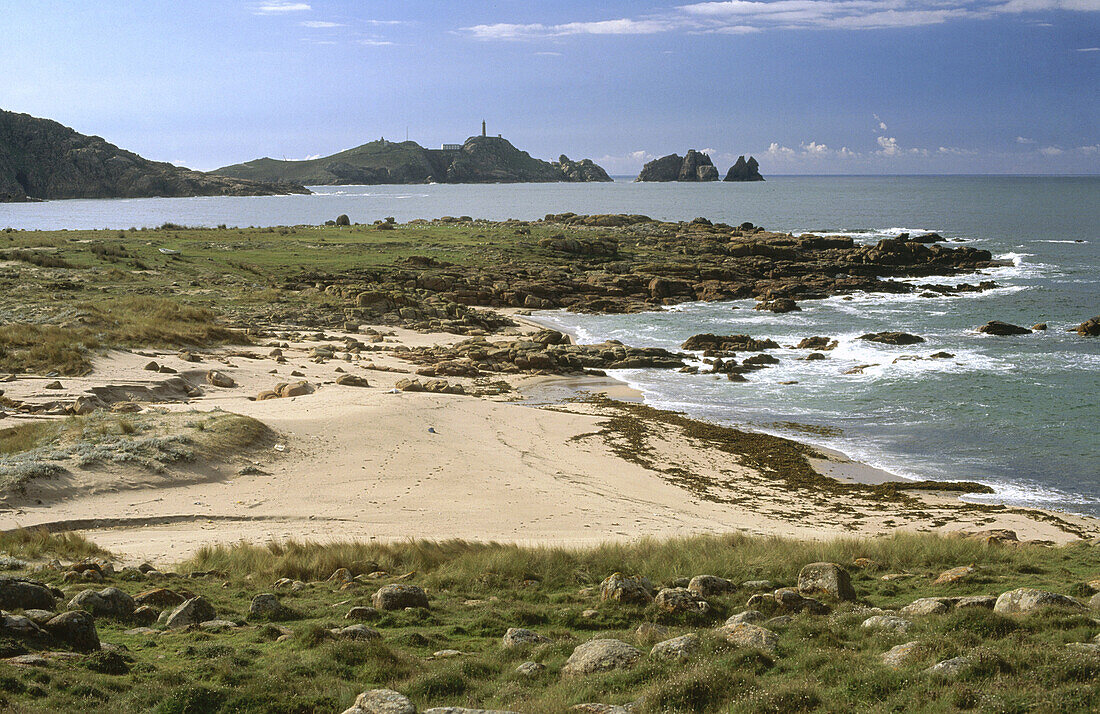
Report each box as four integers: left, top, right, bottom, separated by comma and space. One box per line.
0, 109, 309, 202
212, 135, 612, 185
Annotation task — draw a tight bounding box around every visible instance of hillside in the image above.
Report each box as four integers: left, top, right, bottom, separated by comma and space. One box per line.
212, 135, 612, 185
0, 109, 308, 202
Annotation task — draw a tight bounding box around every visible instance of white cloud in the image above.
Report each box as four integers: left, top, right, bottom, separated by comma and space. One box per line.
463, 18, 671, 40
254, 2, 310, 15
937, 146, 978, 155
460, 1, 1100, 39
1039, 145, 1065, 155
876, 135, 901, 155
699, 148, 718, 155
360, 39, 395, 46
1076, 46, 1100, 51
766, 142, 797, 157
300, 21, 343, 28
1016, 136, 1036, 143
534, 51, 563, 56
802, 141, 829, 155
1078, 144, 1100, 154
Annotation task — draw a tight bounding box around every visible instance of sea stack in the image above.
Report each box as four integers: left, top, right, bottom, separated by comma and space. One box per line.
636, 150, 719, 182
724, 155, 765, 182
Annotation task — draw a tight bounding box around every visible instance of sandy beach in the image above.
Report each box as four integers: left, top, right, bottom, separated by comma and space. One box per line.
2, 313, 1095, 565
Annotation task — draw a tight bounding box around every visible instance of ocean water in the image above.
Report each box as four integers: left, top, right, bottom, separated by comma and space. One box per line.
2, 176, 1098, 516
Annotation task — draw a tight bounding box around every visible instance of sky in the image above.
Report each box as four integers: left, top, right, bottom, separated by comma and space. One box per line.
1, 1, 1097, 175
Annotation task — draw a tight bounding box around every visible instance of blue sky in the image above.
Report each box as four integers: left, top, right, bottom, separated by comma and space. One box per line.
1, 1, 1097, 174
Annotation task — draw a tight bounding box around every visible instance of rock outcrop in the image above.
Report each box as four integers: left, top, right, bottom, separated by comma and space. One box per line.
724, 155, 765, 182
554, 155, 612, 182
213, 136, 611, 186
636, 150, 719, 182
0, 109, 308, 202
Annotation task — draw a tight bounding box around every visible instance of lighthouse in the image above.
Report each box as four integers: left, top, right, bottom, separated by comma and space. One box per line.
481, 120, 486, 137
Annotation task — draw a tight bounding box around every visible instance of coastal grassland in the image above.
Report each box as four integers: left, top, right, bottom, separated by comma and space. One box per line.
0, 297, 241, 375
0, 532, 1098, 713
0, 221, 603, 375
0, 411, 272, 493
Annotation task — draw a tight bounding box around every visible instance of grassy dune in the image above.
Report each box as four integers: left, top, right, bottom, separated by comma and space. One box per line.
0, 532, 1095, 712
0, 411, 272, 493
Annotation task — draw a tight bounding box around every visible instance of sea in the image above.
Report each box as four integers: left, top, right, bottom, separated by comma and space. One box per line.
2, 176, 1098, 517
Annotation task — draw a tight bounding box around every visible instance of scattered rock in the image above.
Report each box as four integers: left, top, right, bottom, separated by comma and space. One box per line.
43, 611, 100, 652
955, 596, 997, 610
68, 587, 135, 619
654, 587, 711, 615
716, 622, 779, 654
924, 655, 973, 679
857, 332, 925, 345
933, 565, 977, 586
515, 661, 546, 676
331, 625, 382, 641
134, 588, 186, 608
798, 562, 856, 601
502, 627, 550, 649
882, 640, 926, 668
340, 689, 416, 714
687, 574, 734, 598
561, 639, 642, 676
755, 298, 800, 313
346, 606, 380, 621
978, 321, 1031, 336
0, 577, 57, 610
1074, 316, 1100, 336
164, 597, 216, 629
373, 584, 429, 610
901, 598, 952, 617
725, 610, 765, 626
650, 633, 700, 661
335, 374, 370, 387
248, 593, 295, 621
206, 370, 236, 388
599, 573, 655, 605
993, 588, 1085, 615
862, 615, 913, 634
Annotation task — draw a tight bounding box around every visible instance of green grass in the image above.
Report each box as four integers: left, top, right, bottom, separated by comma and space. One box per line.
0, 222, 572, 375
0, 533, 1096, 713
0, 296, 242, 375
0, 527, 109, 560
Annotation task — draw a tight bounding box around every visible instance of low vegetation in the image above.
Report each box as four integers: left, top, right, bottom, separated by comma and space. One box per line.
0, 532, 1095, 712
0, 411, 272, 493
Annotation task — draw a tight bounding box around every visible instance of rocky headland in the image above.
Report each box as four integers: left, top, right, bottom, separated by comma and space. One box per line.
0, 109, 308, 202
212, 136, 612, 185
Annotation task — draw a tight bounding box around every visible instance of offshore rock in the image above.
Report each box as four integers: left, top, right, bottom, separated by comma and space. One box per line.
724, 155, 765, 182
635, 150, 719, 182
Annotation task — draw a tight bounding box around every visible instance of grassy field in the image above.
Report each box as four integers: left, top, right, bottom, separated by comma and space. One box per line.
0, 531, 1096, 713
0, 221, 596, 375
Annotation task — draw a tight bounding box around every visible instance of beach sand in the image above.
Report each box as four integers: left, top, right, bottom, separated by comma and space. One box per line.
1, 319, 1096, 564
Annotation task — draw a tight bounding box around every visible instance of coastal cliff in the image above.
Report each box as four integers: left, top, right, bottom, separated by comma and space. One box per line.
636, 149, 720, 181
212, 135, 612, 185
0, 109, 308, 202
